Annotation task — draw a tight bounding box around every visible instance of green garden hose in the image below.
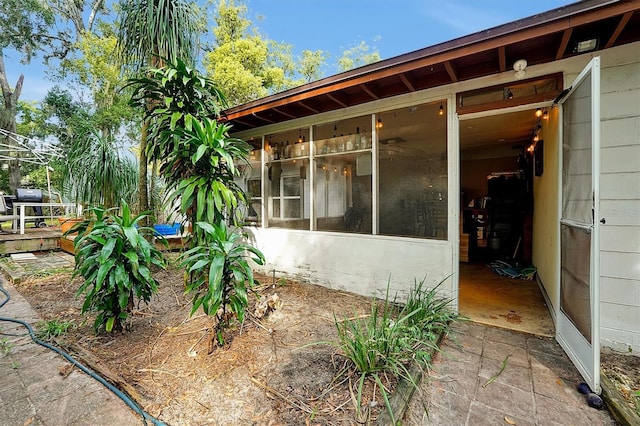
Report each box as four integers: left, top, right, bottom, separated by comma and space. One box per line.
0, 284, 166, 426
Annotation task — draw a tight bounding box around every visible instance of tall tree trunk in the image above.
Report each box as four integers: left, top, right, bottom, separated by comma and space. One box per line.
138, 119, 149, 221
0, 55, 23, 192
149, 159, 157, 219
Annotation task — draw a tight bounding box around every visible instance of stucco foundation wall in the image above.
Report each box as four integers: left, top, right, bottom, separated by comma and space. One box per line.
246, 227, 455, 300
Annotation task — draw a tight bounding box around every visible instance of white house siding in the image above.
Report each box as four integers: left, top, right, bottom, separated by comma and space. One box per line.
246, 227, 455, 301
531, 42, 640, 352
235, 41, 640, 352
597, 46, 640, 353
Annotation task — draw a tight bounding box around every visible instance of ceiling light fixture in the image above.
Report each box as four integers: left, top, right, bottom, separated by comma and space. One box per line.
513, 59, 527, 80
298, 129, 303, 143
438, 103, 444, 116
535, 108, 543, 118
376, 118, 383, 129
543, 109, 549, 120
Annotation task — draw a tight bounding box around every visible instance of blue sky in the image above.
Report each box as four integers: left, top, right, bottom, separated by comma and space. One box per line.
7, 0, 574, 102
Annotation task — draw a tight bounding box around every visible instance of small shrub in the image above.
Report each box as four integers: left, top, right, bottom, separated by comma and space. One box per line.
73, 201, 167, 333
180, 221, 264, 346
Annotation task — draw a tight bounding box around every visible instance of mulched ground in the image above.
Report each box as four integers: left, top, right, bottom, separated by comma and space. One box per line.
14, 259, 397, 425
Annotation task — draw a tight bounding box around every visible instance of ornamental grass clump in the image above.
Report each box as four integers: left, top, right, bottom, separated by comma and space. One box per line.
333, 277, 459, 423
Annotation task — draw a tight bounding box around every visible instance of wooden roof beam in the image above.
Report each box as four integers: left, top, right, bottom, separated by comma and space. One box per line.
326, 93, 348, 108
251, 112, 274, 124
360, 83, 379, 99
444, 61, 458, 82
556, 28, 573, 59
605, 11, 633, 48
272, 107, 296, 119
233, 119, 254, 128
398, 73, 415, 91
298, 102, 319, 114
498, 46, 506, 72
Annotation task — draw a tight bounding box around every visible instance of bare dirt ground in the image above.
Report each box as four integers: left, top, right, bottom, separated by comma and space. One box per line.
12, 255, 640, 425
601, 349, 640, 417
14, 258, 398, 425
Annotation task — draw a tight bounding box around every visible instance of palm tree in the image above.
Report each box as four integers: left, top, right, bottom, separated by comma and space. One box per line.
116, 0, 200, 216
64, 125, 138, 208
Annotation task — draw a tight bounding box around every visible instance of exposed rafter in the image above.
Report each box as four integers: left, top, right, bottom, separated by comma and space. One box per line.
326, 93, 348, 108
444, 61, 458, 82
399, 73, 415, 91
556, 28, 573, 59
298, 102, 319, 114
221, 1, 640, 132
360, 83, 379, 99
605, 11, 633, 48
272, 108, 296, 119
498, 46, 506, 73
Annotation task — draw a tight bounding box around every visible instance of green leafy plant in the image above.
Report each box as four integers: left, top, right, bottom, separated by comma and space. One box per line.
36, 319, 76, 341
128, 60, 263, 344
331, 277, 459, 423
0, 337, 13, 356
72, 200, 167, 333
180, 221, 264, 346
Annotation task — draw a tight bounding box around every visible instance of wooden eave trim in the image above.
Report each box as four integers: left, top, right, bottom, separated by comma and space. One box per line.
222, 1, 640, 123
457, 91, 561, 115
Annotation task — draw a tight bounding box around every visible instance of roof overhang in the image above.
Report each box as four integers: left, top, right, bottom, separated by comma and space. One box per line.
220, 0, 640, 132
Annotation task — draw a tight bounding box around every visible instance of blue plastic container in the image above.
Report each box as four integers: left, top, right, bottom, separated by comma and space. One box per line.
153, 223, 180, 236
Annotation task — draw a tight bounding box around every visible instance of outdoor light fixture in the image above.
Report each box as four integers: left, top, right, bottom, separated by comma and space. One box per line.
535, 108, 543, 118
298, 129, 302, 143
513, 59, 527, 80
439, 103, 444, 116
575, 38, 598, 53
543, 109, 549, 120
376, 118, 383, 129
505, 88, 514, 100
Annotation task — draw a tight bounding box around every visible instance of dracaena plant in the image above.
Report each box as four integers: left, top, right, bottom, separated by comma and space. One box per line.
180, 221, 265, 346
128, 60, 264, 347
72, 201, 167, 333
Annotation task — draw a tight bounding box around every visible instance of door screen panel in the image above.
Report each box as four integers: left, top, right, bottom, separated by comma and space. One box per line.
560, 224, 592, 342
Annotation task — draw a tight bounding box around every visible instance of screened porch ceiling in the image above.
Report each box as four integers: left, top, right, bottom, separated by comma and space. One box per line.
221, 0, 640, 150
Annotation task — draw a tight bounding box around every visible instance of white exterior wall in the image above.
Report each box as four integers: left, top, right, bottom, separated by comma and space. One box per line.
235, 41, 640, 352
596, 48, 640, 353
543, 42, 640, 353
247, 228, 455, 300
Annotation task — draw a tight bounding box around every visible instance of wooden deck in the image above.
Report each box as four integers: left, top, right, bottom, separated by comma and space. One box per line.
0, 226, 63, 255
0, 222, 186, 256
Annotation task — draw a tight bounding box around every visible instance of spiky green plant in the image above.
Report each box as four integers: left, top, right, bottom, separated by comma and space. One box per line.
180, 221, 264, 346
73, 201, 167, 333
333, 277, 459, 423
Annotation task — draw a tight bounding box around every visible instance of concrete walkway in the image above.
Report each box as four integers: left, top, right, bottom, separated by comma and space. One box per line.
0, 279, 143, 426
404, 321, 617, 425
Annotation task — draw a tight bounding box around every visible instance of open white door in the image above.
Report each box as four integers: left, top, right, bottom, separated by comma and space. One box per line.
557, 56, 601, 394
